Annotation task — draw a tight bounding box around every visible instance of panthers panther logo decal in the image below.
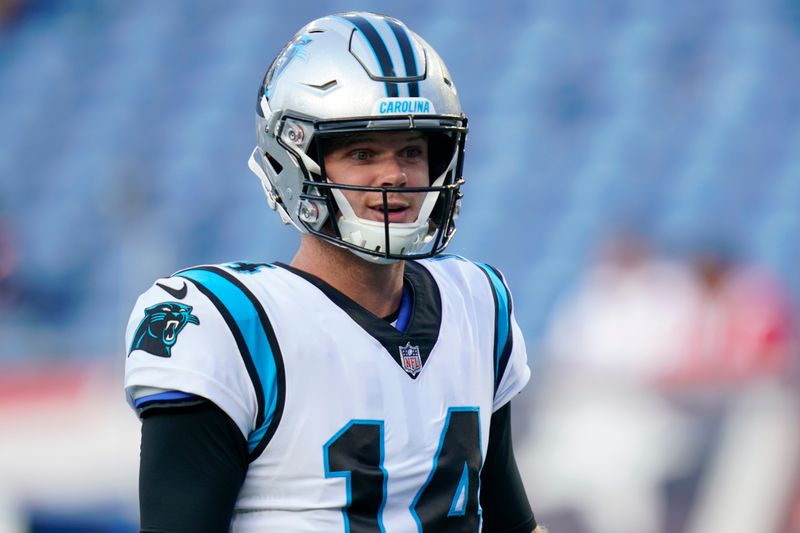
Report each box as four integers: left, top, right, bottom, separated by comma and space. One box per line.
129, 302, 200, 358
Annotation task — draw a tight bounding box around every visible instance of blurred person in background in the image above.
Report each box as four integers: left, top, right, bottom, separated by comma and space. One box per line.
657, 245, 800, 533
519, 229, 700, 533
660, 245, 796, 388
543, 230, 697, 382
124, 12, 542, 533
520, 231, 800, 533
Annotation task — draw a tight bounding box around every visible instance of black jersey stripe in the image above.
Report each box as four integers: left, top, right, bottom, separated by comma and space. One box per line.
177, 274, 265, 432
475, 263, 514, 394
176, 267, 286, 462
386, 18, 420, 97
342, 14, 399, 98
484, 264, 514, 392
202, 266, 286, 461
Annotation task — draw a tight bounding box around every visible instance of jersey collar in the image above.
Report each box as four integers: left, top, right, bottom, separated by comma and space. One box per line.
274, 261, 442, 379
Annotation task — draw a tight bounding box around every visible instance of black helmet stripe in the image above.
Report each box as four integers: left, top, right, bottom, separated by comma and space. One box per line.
385, 18, 420, 98
342, 14, 399, 98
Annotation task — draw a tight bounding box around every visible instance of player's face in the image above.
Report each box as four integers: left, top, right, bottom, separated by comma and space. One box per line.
323, 131, 429, 223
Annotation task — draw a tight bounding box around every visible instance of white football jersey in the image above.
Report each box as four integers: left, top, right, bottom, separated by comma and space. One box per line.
125, 256, 530, 532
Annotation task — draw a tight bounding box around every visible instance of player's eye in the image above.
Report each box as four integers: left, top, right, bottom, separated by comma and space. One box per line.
403, 147, 423, 159
350, 150, 371, 161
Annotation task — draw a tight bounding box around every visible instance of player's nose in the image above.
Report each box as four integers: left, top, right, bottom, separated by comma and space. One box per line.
375, 156, 408, 188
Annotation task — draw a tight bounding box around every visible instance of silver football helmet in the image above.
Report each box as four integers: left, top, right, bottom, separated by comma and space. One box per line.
248, 12, 468, 263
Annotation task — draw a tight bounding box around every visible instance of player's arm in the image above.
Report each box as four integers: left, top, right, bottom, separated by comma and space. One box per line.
479, 401, 539, 533
138, 398, 248, 533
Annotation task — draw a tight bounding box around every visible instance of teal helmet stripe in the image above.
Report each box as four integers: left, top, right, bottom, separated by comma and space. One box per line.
176, 267, 285, 460
341, 14, 399, 98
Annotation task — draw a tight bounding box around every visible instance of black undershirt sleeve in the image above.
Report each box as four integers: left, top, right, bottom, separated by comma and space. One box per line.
138, 399, 248, 533
480, 402, 537, 533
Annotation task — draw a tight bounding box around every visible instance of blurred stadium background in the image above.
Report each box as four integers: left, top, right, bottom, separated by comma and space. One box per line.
1, 0, 799, 531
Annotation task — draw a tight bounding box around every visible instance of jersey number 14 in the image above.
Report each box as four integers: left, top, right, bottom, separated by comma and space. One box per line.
323, 407, 481, 532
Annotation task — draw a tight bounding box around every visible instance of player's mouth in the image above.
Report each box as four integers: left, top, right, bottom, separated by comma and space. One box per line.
367, 202, 413, 223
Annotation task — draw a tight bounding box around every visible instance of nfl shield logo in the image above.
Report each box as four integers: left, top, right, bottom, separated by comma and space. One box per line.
399, 342, 423, 376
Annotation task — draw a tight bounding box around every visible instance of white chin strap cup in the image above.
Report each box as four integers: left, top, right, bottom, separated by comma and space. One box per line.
330, 175, 444, 263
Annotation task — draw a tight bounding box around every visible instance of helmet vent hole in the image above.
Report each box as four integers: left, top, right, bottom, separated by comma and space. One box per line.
443, 78, 453, 87
266, 153, 283, 174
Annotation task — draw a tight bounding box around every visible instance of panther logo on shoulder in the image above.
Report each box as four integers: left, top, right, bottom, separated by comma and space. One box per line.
129, 302, 200, 358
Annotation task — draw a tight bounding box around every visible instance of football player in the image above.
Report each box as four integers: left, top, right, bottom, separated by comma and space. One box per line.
126, 12, 542, 533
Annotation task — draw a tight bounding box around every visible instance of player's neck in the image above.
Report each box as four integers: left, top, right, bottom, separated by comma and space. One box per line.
291, 236, 405, 318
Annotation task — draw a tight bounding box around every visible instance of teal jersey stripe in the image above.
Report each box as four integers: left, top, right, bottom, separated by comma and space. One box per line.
475, 263, 511, 384
178, 268, 279, 454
